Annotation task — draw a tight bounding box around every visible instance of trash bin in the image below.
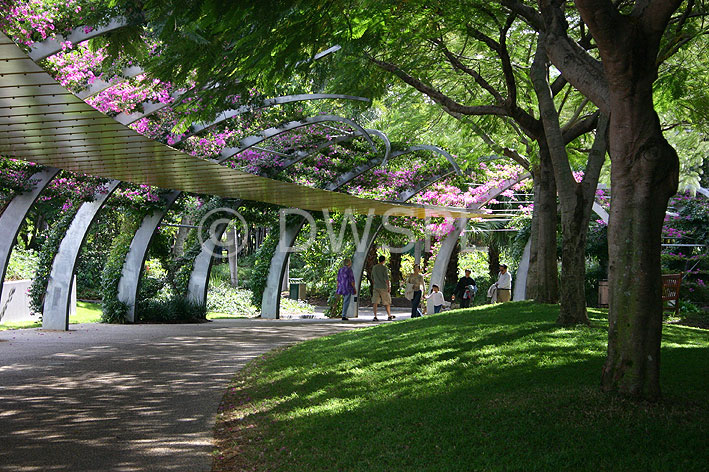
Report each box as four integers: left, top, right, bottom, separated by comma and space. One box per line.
598, 280, 609, 307
289, 278, 306, 300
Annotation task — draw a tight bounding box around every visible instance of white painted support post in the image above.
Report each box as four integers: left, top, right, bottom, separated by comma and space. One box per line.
43, 180, 120, 330
0, 168, 59, 293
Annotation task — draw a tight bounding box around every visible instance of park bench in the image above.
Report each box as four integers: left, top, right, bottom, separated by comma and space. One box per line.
661, 273, 683, 316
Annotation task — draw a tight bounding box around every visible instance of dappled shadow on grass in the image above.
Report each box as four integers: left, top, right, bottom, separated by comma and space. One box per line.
213, 302, 709, 472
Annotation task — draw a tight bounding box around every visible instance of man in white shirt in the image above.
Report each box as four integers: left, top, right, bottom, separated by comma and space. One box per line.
495, 264, 512, 303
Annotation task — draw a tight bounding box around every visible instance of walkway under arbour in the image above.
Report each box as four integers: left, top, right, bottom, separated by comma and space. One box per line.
0, 29, 484, 330
0, 319, 370, 472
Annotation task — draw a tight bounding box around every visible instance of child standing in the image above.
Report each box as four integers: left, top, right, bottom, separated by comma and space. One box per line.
425, 284, 446, 313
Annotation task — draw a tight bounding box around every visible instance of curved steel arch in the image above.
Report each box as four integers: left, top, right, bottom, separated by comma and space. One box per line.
28, 18, 128, 61
262, 133, 463, 318
183, 94, 370, 142
117, 92, 369, 129
185, 129, 392, 307
119, 119, 381, 321
217, 115, 377, 162
76, 65, 144, 100
0, 168, 60, 299
43, 180, 121, 330
427, 173, 532, 293
350, 167, 463, 301
390, 144, 463, 176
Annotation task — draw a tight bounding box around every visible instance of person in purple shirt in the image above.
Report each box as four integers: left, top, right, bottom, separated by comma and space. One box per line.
336, 258, 357, 320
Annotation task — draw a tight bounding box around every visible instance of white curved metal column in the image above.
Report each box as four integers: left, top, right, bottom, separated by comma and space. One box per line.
117, 190, 181, 321
0, 168, 59, 291
428, 173, 532, 292
43, 180, 120, 330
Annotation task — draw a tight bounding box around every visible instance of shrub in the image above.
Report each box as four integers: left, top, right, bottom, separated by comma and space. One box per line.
5, 248, 38, 281
207, 283, 259, 317
138, 275, 165, 302
135, 297, 207, 323
280, 297, 315, 314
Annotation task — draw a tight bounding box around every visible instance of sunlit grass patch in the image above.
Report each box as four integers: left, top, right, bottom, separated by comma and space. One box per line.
213, 301, 709, 472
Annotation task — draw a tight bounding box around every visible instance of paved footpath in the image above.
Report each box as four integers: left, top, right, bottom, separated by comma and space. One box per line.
0, 319, 372, 472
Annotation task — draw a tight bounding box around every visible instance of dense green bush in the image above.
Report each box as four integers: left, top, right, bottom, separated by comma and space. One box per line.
138, 275, 166, 302
5, 248, 38, 281
207, 282, 259, 316
101, 213, 142, 323
135, 296, 207, 323
250, 227, 280, 307
28, 205, 80, 314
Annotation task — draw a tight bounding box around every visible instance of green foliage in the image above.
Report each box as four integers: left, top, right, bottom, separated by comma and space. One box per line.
135, 296, 207, 323
100, 212, 143, 323
168, 196, 231, 296
279, 297, 316, 315
28, 205, 80, 314
250, 226, 280, 308
207, 282, 259, 317
213, 302, 709, 471
5, 248, 38, 281
138, 275, 165, 302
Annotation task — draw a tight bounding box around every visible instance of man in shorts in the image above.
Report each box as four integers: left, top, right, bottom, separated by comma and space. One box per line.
371, 255, 394, 321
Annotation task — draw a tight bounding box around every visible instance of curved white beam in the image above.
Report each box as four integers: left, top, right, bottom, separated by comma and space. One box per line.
391, 144, 463, 176
216, 115, 376, 163
0, 168, 59, 297
28, 18, 128, 61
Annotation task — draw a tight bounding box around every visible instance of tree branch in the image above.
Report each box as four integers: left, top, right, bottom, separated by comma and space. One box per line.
580, 113, 609, 202
499, 14, 518, 108
433, 39, 504, 104
367, 56, 509, 118
639, 0, 685, 36
502, 147, 532, 170
499, 0, 544, 30
539, 0, 610, 113
530, 37, 576, 192
562, 110, 600, 144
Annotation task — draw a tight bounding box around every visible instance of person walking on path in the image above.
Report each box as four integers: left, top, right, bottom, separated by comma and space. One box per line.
371, 255, 394, 321
451, 269, 476, 308
495, 264, 512, 303
405, 264, 425, 318
336, 258, 356, 320
425, 284, 446, 313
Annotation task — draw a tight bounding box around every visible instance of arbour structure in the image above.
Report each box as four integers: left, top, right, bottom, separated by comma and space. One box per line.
0, 28, 496, 327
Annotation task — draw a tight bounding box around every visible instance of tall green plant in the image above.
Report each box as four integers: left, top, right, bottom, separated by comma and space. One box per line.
100, 211, 143, 323
28, 204, 80, 314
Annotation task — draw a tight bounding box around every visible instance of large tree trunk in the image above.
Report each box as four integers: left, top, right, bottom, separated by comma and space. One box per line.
390, 252, 402, 296
601, 103, 678, 401
445, 241, 460, 293
526, 145, 559, 304
557, 193, 591, 325
530, 45, 610, 325
487, 241, 500, 280
535, 0, 682, 400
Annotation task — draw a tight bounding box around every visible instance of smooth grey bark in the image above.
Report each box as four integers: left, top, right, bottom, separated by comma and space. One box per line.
526, 142, 559, 304
540, 0, 682, 399
531, 41, 610, 325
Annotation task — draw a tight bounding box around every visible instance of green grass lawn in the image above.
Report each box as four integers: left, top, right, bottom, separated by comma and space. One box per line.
0, 301, 103, 330
212, 301, 709, 472
0, 301, 248, 330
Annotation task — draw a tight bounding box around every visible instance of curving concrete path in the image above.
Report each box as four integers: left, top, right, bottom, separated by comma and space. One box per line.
0, 319, 372, 472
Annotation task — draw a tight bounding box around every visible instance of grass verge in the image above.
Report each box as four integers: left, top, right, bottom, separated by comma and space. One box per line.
0, 301, 103, 330
212, 301, 709, 472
